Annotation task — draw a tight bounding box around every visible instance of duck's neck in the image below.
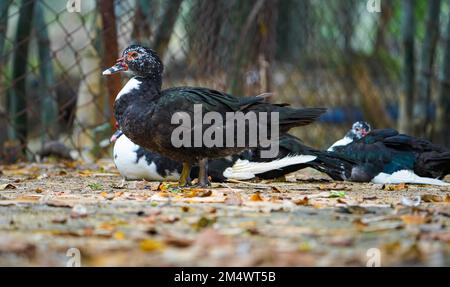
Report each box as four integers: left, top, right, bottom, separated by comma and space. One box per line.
114, 74, 162, 129
135, 75, 162, 99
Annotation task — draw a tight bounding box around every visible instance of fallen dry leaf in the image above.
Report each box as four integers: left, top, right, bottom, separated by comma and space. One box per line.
293, 197, 309, 206
46, 200, 73, 208
34, 188, 44, 194
224, 192, 243, 205
249, 192, 264, 202
421, 194, 443, 203
339, 205, 371, 215
400, 215, 430, 225
139, 239, 165, 252
183, 189, 212, 198
383, 183, 408, 191
319, 183, 350, 191
0, 183, 17, 190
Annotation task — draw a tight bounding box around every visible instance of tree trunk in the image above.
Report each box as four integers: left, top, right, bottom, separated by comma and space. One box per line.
0, 0, 12, 151
99, 0, 121, 129
374, 0, 393, 54
35, 2, 59, 142
8, 0, 36, 156
186, 0, 227, 76
131, 0, 155, 46
153, 0, 184, 59
229, 0, 279, 97
414, 0, 441, 137
435, 14, 450, 146
398, 0, 416, 134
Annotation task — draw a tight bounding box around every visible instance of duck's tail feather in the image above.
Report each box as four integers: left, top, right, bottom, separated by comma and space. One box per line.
223, 154, 317, 180
371, 170, 450, 186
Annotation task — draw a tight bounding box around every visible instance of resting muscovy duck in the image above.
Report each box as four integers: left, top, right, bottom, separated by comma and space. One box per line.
330, 121, 450, 186
111, 129, 355, 182
328, 121, 371, 151
103, 44, 326, 186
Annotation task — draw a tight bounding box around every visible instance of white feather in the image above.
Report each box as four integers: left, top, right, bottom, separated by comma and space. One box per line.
113, 134, 180, 181
115, 77, 141, 101
371, 170, 450, 186
223, 154, 317, 180
328, 136, 353, 152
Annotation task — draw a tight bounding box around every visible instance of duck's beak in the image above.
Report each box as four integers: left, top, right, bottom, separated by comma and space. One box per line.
110, 130, 124, 143
102, 57, 128, 75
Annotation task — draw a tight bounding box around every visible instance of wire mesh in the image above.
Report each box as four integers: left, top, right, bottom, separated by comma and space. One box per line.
0, 0, 448, 163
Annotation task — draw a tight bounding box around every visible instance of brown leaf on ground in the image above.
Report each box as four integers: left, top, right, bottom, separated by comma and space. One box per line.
34, 188, 44, 194
0, 183, 17, 190
183, 189, 212, 198
339, 205, 371, 215
383, 183, 408, 191
46, 200, 73, 208
249, 192, 264, 202
319, 183, 350, 191
293, 197, 309, 206
224, 192, 243, 205
271, 186, 283, 193
421, 194, 444, 203
164, 236, 193, 248
400, 215, 430, 225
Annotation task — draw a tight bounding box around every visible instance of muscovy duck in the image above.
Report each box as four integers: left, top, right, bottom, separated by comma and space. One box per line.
111, 129, 354, 182
328, 121, 371, 151
103, 45, 326, 186
330, 122, 450, 185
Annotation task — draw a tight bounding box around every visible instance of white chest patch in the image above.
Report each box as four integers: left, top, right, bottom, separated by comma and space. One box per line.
113, 135, 180, 181
328, 136, 353, 152
115, 77, 141, 101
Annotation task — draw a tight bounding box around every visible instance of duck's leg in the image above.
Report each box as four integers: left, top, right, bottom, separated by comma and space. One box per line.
178, 162, 192, 187
198, 158, 210, 187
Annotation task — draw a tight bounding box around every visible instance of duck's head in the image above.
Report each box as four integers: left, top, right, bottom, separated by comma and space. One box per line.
102, 45, 163, 78
110, 122, 123, 143
110, 129, 124, 143
346, 121, 371, 140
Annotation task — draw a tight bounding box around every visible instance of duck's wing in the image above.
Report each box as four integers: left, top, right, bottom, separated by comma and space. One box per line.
161, 87, 265, 113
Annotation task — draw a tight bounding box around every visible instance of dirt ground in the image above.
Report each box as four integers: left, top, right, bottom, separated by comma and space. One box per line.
0, 160, 449, 267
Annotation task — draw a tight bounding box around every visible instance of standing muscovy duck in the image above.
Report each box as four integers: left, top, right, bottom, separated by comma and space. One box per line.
103, 45, 326, 187
111, 128, 355, 182
330, 122, 450, 186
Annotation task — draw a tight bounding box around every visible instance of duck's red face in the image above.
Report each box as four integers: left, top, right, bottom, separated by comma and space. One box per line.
102, 45, 163, 78
351, 121, 371, 139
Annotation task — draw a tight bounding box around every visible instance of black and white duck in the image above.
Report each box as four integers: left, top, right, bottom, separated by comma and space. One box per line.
111, 128, 355, 183
103, 44, 326, 187
330, 121, 450, 185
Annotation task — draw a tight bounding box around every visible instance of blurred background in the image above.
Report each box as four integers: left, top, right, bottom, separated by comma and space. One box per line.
0, 0, 449, 163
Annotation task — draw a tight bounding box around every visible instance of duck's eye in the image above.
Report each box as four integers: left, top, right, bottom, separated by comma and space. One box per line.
127, 51, 139, 60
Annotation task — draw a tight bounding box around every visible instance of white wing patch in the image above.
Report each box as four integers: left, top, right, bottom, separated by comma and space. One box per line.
223, 154, 317, 180
371, 170, 450, 186
328, 136, 353, 152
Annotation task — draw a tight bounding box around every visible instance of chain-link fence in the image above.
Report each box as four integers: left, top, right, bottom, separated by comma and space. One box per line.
0, 0, 449, 163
